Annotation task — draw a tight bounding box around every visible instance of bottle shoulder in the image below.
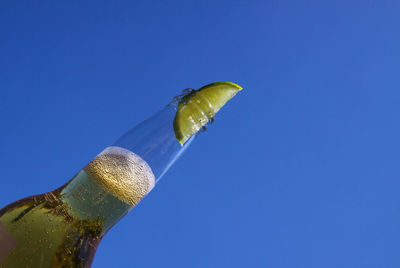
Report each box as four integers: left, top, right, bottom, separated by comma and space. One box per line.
0, 190, 101, 268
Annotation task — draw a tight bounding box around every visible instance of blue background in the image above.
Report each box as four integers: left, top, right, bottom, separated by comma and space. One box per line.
1, 1, 400, 267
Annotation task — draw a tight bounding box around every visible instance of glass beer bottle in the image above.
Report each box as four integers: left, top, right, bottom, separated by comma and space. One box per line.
0, 82, 242, 268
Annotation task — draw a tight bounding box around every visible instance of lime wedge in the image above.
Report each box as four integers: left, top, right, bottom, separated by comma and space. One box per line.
173, 82, 243, 145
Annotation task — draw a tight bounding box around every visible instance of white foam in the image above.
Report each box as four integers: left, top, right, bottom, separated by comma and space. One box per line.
84, 146, 155, 206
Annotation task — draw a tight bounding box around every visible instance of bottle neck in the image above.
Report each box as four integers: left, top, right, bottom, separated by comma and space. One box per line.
58, 104, 194, 235
113, 103, 195, 182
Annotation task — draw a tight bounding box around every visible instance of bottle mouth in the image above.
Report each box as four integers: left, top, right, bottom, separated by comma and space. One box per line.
170, 82, 242, 145
169, 88, 216, 144
168, 88, 196, 107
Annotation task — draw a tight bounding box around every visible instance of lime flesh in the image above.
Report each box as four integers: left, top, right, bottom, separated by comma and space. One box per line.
173, 82, 243, 145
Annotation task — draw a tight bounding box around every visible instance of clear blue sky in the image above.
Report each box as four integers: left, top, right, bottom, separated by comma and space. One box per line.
1, 1, 400, 267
